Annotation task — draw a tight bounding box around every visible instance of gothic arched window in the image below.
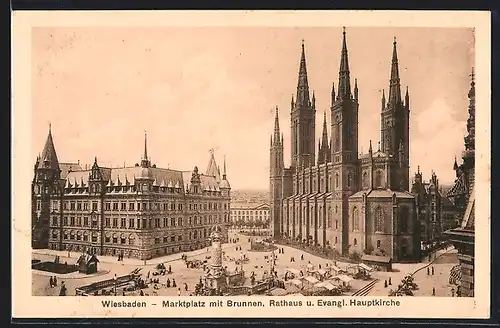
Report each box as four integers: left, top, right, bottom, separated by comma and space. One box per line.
362, 171, 369, 189
335, 173, 339, 188
347, 174, 352, 188
376, 240, 381, 248
353, 207, 359, 231
354, 238, 357, 246
400, 206, 409, 233
375, 170, 383, 188
374, 207, 384, 232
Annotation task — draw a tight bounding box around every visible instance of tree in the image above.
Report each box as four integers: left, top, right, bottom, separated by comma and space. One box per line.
388, 275, 419, 296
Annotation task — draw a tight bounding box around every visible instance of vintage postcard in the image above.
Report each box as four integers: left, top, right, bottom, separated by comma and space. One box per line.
12, 10, 491, 319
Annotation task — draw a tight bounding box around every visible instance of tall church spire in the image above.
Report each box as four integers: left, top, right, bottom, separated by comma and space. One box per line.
337, 27, 351, 99
296, 40, 310, 107
388, 37, 402, 106
273, 106, 281, 145
321, 111, 329, 147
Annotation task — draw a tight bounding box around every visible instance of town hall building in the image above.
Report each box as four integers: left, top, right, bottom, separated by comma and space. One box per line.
32, 131, 231, 260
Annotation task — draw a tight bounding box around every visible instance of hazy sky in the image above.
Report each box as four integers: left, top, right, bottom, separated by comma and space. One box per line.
31, 27, 474, 190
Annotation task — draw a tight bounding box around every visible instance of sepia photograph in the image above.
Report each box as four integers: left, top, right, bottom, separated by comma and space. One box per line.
12, 10, 490, 319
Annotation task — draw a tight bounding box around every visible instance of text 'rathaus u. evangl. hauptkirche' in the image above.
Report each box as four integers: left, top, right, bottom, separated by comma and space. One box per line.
31, 131, 231, 260
270, 28, 427, 262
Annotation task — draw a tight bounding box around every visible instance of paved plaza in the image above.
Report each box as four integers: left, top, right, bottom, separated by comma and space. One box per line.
32, 232, 459, 297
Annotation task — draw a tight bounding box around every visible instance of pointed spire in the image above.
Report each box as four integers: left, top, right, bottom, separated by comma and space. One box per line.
405, 86, 409, 107
337, 27, 351, 99
296, 40, 310, 107
40, 123, 60, 170
143, 131, 148, 160
141, 131, 150, 168
381, 89, 386, 109
388, 37, 402, 106
312, 90, 316, 108
291, 94, 294, 109
354, 78, 358, 101
331, 82, 336, 105
369, 140, 373, 153
378, 141, 381, 152
273, 106, 281, 144
321, 111, 328, 147
453, 156, 458, 170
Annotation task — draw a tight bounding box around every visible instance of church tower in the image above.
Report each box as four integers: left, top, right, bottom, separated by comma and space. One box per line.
330, 28, 360, 255
270, 107, 284, 237
380, 38, 410, 191
32, 124, 62, 249
291, 41, 316, 170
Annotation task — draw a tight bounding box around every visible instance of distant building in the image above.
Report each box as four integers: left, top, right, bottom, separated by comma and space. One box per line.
31, 130, 231, 260
445, 68, 476, 297
270, 29, 419, 262
230, 203, 270, 226
411, 168, 443, 247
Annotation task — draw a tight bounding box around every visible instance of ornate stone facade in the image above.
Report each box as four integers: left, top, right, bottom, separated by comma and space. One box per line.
32, 132, 231, 260
445, 68, 476, 297
270, 29, 420, 262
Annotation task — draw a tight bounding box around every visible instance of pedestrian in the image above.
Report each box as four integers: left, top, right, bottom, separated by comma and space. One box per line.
185, 283, 188, 291
59, 282, 67, 296
319, 264, 322, 269
432, 267, 435, 275
451, 288, 455, 297
49, 276, 54, 288
432, 287, 436, 296
172, 279, 177, 288
122, 290, 126, 296
301, 254, 304, 261
140, 290, 144, 296
53, 276, 58, 287
427, 267, 430, 275
169, 265, 172, 273
178, 288, 181, 296
384, 280, 388, 288
388, 277, 392, 285
166, 278, 171, 288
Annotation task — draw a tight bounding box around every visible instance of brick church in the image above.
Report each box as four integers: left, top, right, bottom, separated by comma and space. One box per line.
269, 28, 421, 262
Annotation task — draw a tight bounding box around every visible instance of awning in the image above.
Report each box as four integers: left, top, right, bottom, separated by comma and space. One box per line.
286, 268, 301, 275
303, 276, 319, 284
70, 230, 76, 235
105, 232, 111, 238
129, 234, 135, 240
83, 230, 89, 236
335, 274, 353, 283
290, 279, 302, 286
316, 282, 336, 291
77, 231, 82, 236
307, 264, 314, 269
